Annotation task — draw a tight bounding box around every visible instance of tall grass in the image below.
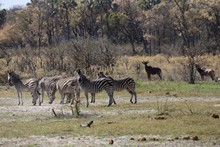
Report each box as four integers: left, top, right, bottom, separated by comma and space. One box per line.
1, 54, 220, 84
114, 54, 220, 81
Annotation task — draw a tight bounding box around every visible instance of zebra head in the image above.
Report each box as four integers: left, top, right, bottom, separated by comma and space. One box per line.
8, 71, 20, 86
97, 72, 106, 78
76, 69, 84, 83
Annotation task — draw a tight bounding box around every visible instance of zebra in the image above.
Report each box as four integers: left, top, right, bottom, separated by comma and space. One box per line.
38, 75, 63, 104
7, 71, 40, 105
49, 77, 80, 104
76, 69, 114, 107
98, 72, 137, 104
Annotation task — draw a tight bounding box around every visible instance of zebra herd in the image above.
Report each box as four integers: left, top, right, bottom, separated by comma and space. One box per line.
7, 69, 137, 107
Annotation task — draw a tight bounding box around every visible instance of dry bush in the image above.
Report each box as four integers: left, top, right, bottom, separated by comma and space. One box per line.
114, 54, 220, 81
2, 40, 220, 83
64, 38, 122, 78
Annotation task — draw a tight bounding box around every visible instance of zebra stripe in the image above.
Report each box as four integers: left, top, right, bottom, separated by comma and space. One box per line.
7, 71, 40, 105
76, 69, 114, 107
55, 77, 80, 104
38, 75, 63, 104
98, 72, 137, 103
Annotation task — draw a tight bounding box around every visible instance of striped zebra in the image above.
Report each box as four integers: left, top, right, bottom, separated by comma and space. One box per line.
7, 71, 40, 105
98, 72, 137, 104
76, 69, 114, 107
53, 77, 80, 104
38, 75, 63, 104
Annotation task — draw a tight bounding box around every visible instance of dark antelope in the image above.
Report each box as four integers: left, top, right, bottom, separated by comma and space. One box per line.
195, 64, 215, 81
142, 61, 162, 80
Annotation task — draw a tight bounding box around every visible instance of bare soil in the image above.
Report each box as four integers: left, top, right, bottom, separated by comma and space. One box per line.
0, 96, 219, 147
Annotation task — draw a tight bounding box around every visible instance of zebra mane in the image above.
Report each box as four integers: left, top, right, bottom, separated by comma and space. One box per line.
97, 72, 116, 80
9, 71, 21, 80
77, 69, 89, 81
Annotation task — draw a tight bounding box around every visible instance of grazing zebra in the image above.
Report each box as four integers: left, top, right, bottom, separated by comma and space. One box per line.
53, 77, 80, 104
7, 71, 40, 105
38, 75, 63, 104
98, 72, 137, 104
76, 69, 114, 107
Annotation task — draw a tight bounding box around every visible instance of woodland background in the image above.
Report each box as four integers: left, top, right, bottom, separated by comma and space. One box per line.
0, 0, 219, 84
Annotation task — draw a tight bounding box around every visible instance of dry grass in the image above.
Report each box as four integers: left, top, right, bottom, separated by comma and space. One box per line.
2, 54, 220, 83
114, 54, 220, 81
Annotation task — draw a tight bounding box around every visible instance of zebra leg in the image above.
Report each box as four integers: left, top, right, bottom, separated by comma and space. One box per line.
91, 93, 95, 103
66, 93, 72, 104
113, 98, 116, 104
106, 91, 114, 107
71, 92, 75, 105
37, 94, 43, 106
20, 92, 23, 105
17, 90, 21, 105
90, 93, 93, 103
134, 91, 137, 104
126, 88, 133, 103
75, 88, 80, 104
60, 93, 65, 104
85, 92, 89, 107
130, 94, 133, 103
41, 90, 44, 104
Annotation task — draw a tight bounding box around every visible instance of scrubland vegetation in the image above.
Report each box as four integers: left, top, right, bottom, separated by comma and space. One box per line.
0, 0, 220, 146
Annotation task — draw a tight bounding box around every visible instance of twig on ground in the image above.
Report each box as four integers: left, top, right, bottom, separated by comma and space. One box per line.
52, 108, 57, 117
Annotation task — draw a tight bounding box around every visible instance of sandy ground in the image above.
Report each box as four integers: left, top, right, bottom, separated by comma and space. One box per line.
0, 96, 220, 146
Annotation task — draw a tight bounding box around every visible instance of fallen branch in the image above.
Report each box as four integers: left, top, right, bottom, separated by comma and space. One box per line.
52, 108, 57, 117
80, 121, 94, 128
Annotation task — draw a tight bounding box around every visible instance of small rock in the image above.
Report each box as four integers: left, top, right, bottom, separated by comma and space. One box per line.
150, 138, 159, 141
167, 138, 174, 141
174, 137, 179, 140
154, 116, 167, 120
138, 137, 146, 141
172, 93, 177, 97
183, 136, 190, 140
60, 136, 65, 139
109, 139, 114, 145
211, 114, 219, 119
192, 136, 199, 141
107, 122, 114, 124
141, 137, 147, 141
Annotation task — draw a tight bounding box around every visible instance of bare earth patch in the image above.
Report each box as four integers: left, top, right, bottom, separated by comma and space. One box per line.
0, 96, 220, 146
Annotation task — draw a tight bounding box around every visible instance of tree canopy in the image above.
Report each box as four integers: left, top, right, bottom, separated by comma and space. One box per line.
0, 0, 219, 55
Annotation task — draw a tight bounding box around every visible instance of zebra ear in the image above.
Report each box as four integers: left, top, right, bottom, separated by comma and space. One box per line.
76, 69, 81, 74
